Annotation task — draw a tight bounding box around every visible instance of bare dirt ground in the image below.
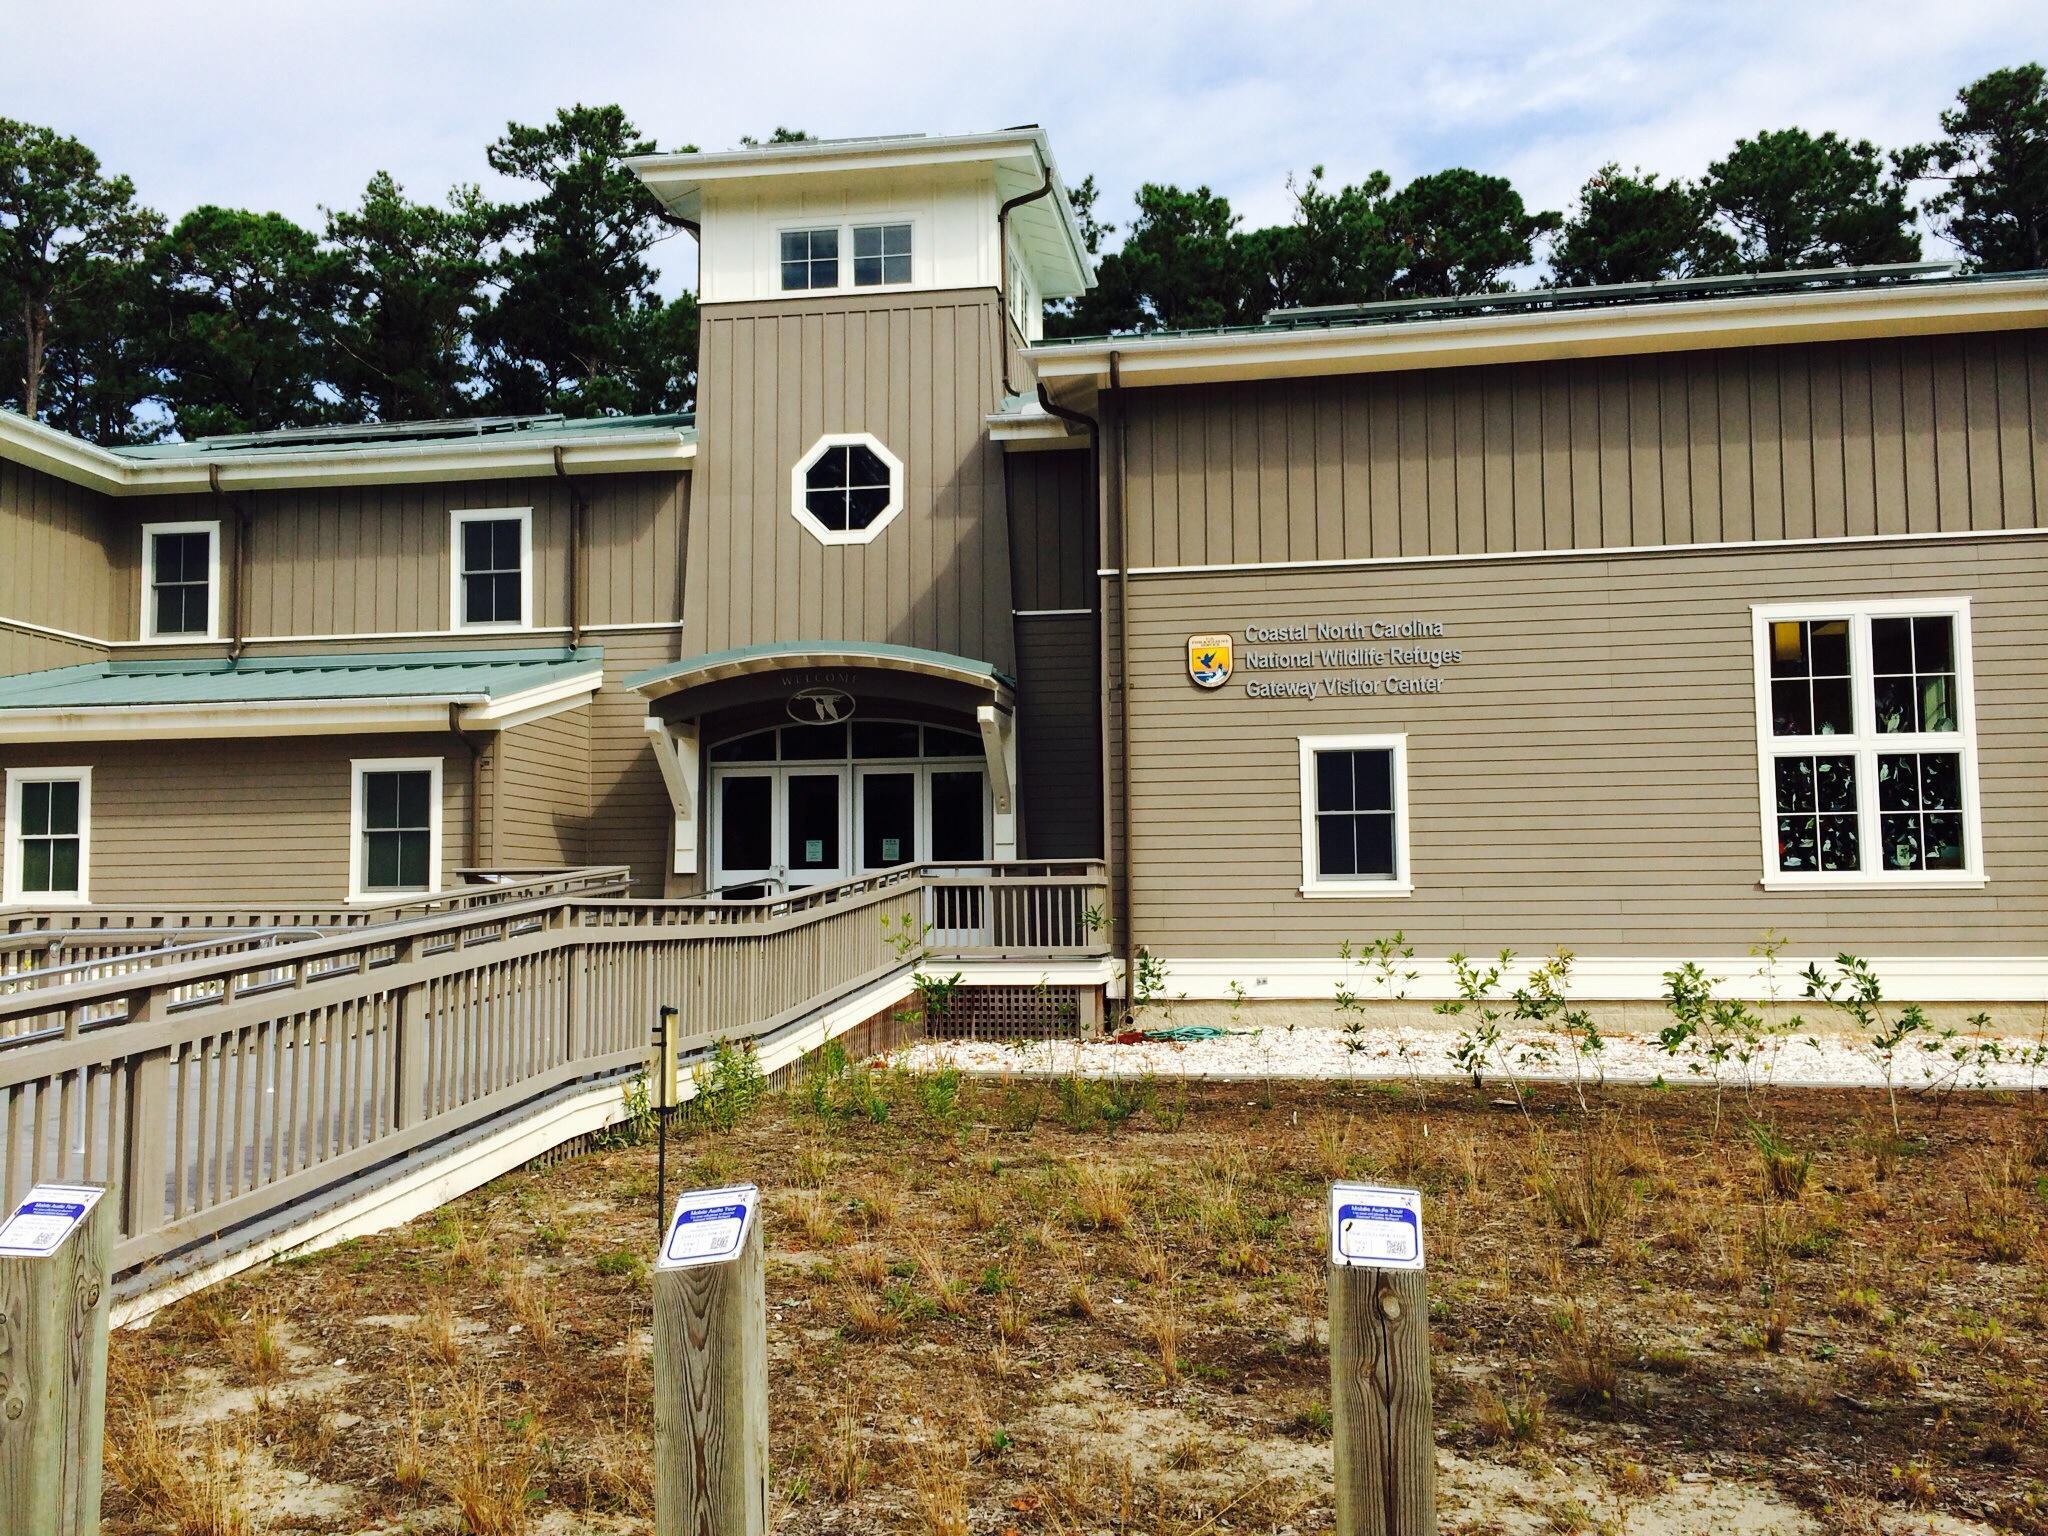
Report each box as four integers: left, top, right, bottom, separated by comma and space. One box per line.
101, 1064, 2048, 1535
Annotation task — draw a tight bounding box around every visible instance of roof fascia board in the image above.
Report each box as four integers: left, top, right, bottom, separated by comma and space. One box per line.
1026, 279, 2048, 388
0, 414, 693, 497
627, 132, 1049, 188
0, 671, 603, 742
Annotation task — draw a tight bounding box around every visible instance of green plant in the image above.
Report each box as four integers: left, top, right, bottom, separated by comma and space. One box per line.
1802, 955, 1931, 1135
1130, 947, 1169, 1025
1362, 932, 1423, 1095
1912, 1012, 2007, 1117
689, 1038, 766, 1132
593, 1071, 658, 1149
1514, 949, 1602, 1114
910, 1067, 964, 1133
1659, 963, 1753, 1134
1438, 950, 1524, 1111
1747, 1120, 1812, 1199
1334, 940, 1370, 1063
911, 969, 964, 1032
880, 908, 930, 963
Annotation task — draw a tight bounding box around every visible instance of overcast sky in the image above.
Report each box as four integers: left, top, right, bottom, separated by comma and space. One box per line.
12, 1, 2046, 294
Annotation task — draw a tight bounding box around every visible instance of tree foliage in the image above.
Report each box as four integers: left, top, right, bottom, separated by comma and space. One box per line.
2, 65, 2042, 441
1701, 128, 1920, 271
1901, 63, 2048, 272
1550, 165, 1733, 286
0, 117, 158, 419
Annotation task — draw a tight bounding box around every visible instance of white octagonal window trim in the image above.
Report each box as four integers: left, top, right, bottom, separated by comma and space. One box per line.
791, 432, 905, 546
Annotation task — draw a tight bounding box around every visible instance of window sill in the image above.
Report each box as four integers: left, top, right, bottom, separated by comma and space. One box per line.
1760, 872, 1988, 892
8, 892, 88, 906
346, 888, 441, 905
1298, 881, 1414, 899
451, 621, 532, 635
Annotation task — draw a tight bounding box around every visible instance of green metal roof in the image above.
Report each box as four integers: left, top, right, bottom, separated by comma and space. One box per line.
0, 647, 603, 710
108, 413, 694, 461
626, 641, 1015, 693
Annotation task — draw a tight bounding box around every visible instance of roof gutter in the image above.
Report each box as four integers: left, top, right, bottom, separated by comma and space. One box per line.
0, 413, 696, 498
998, 168, 1055, 398
1024, 275, 2048, 388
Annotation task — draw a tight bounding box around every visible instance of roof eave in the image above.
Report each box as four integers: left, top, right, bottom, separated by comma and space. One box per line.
0, 414, 695, 497
1026, 278, 2048, 389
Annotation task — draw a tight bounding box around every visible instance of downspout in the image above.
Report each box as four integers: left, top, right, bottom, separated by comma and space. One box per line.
211, 465, 251, 661
554, 447, 585, 648
997, 168, 1055, 400
450, 703, 486, 872
1108, 350, 1136, 1024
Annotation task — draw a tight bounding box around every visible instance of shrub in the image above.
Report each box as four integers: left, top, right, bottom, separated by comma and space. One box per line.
689, 1038, 766, 1132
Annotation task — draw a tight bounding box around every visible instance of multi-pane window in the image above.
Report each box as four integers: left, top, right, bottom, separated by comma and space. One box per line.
852, 222, 911, 286
451, 510, 529, 628
780, 227, 839, 290
143, 523, 216, 638
6, 772, 88, 902
356, 766, 435, 895
1299, 736, 1410, 895
792, 434, 903, 543
1756, 603, 1979, 883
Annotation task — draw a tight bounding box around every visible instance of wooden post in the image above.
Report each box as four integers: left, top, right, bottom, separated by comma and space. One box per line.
1330, 1204, 1436, 1535
392, 937, 428, 1129
0, 1185, 114, 1535
653, 1206, 768, 1535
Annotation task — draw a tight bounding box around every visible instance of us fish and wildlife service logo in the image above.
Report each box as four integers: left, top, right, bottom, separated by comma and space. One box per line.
1187, 633, 1233, 690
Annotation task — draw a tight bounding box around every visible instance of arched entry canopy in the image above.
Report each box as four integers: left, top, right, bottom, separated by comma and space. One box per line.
623, 642, 1018, 890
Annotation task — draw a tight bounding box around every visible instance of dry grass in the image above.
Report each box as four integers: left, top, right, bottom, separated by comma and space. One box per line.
98, 1082, 2048, 1536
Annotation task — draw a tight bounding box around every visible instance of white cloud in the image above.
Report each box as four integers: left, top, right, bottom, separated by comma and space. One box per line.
11, 0, 2045, 290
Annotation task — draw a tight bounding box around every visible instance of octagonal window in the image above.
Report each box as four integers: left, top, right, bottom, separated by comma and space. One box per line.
791, 433, 904, 545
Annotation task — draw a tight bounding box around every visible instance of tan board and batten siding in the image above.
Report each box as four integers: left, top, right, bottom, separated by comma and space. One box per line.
0, 459, 116, 673
690, 288, 1015, 670
1119, 536, 2048, 958
1116, 333, 2048, 567
100, 472, 688, 639
1006, 450, 1103, 857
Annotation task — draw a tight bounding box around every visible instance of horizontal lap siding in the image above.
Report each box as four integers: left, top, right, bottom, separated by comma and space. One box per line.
1121, 333, 2048, 568
691, 288, 1014, 671
1120, 537, 2048, 958
0, 460, 116, 659
0, 734, 472, 904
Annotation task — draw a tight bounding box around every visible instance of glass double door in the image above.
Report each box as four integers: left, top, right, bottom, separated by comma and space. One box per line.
712, 764, 986, 893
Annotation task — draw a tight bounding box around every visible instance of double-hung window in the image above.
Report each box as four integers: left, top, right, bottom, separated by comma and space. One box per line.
1298, 735, 1411, 896
450, 509, 531, 630
4, 768, 90, 905
141, 521, 220, 639
350, 759, 441, 900
1753, 600, 1982, 888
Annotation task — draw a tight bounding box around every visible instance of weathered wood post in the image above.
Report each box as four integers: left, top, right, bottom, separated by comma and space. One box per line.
653, 1183, 767, 1536
0, 1183, 114, 1535
1328, 1182, 1436, 1536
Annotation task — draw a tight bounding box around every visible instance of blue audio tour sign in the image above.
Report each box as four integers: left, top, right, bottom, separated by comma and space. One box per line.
1328, 1182, 1425, 1271
657, 1183, 759, 1271
0, 1183, 105, 1259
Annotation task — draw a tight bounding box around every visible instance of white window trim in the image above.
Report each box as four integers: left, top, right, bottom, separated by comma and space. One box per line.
449, 508, 534, 632
1750, 597, 1985, 891
1297, 734, 1412, 898
348, 757, 444, 903
790, 432, 906, 546
4, 767, 92, 906
139, 519, 222, 641
773, 214, 922, 297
